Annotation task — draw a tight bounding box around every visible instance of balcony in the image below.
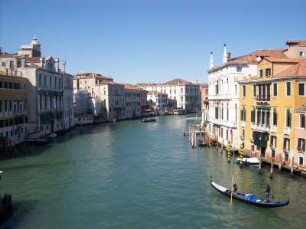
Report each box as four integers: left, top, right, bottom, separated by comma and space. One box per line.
284, 127, 291, 135
251, 123, 270, 132
256, 95, 270, 104
270, 126, 277, 133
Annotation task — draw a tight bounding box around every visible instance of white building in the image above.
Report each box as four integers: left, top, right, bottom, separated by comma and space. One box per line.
124, 84, 148, 119
95, 82, 125, 121
207, 44, 286, 149
73, 73, 114, 123
147, 91, 168, 110
0, 37, 75, 138
138, 78, 201, 113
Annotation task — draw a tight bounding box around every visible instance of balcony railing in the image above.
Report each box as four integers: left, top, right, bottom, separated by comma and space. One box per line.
251, 123, 270, 132
284, 127, 291, 135
270, 126, 277, 132
256, 95, 270, 102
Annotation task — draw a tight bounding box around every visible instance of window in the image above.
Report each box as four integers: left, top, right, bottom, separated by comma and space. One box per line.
240, 107, 246, 121
253, 85, 256, 97
235, 85, 237, 95
1, 62, 5, 67
286, 109, 291, 127
273, 83, 277, 96
286, 82, 291, 96
215, 107, 218, 119
298, 83, 305, 96
235, 104, 237, 122
227, 104, 229, 121
284, 138, 290, 151
265, 68, 271, 76
243, 85, 246, 97
299, 157, 303, 166
236, 67, 242, 72
259, 70, 263, 77
215, 81, 218, 95
297, 138, 305, 152
270, 136, 277, 148
272, 108, 277, 126
251, 108, 255, 123
301, 114, 305, 128
221, 105, 224, 120
300, 51, 304, 57
9, 61, 14, 69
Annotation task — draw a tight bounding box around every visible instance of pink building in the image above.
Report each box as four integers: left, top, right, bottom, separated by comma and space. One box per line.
294, 103, 306, 167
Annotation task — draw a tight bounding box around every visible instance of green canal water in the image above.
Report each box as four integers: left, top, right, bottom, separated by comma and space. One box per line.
1, 115, 306, 229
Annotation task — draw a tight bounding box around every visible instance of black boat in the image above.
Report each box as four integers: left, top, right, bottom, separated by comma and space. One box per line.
141, 117, 157, 123
210, 179, 289, 208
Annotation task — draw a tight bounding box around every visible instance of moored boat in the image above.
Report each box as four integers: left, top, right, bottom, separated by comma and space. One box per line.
236, 157, 260, 166
210, 179, 289, 208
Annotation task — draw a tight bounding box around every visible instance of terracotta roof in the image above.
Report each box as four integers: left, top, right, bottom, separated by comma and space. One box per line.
0, 53, 17, 58
124, 84, 146, 91
295, 103, 306, 113
26, 57, 41, 63
164, 78, 191, 85
264, 57, 301, 63
286, 40, 306, 47
274, 59, 306, 78
229, 49, 286, 64
76, 72, 113, 79
137, 82, 160, 86
199, 83, 208, 88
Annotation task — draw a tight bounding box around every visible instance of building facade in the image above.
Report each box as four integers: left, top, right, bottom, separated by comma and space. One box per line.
138, 78, 201, 113
0, 68, 28, 150
124, 84, 148, 119
239, 40, 306, 168
0, 38, 75, 138
73, 73, 114, 123
294, 103, 306, 167
207, 44, 286, 150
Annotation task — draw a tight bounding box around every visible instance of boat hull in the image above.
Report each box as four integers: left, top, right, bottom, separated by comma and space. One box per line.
236, 157, 260, 166
211, 180, 289, 208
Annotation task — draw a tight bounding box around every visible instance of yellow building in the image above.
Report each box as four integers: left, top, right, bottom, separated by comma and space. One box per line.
239, 40, 306, 168
0, 68, 28, 151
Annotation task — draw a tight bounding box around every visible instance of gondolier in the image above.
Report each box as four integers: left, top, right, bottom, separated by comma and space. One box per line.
265, 184, 271, 202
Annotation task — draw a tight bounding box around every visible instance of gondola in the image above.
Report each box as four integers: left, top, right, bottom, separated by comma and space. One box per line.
210, 179, 289, 208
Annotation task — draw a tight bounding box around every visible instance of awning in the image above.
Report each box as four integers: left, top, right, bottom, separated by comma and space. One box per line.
256, 105, 271, 110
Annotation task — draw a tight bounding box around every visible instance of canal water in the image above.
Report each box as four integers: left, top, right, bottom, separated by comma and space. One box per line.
1, 115, 306, 229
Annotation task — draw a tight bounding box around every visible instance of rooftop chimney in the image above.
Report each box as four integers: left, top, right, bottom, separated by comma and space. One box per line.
55, 58, 60, 72
227, 52, 231, 60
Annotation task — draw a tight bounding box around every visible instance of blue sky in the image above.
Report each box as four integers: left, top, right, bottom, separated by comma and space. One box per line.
0, 0, 305, 83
